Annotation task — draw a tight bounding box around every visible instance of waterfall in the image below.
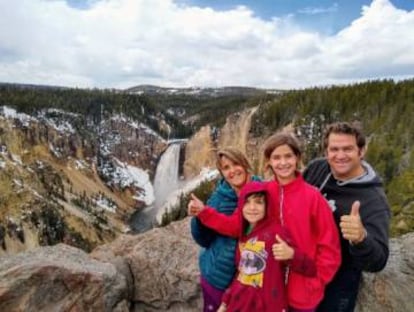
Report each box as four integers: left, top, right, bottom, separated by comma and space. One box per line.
129, 142, 182, 232
153, 143, 181, 208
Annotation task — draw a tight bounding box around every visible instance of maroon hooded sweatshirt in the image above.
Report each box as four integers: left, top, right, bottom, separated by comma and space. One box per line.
214, 181, 316, 312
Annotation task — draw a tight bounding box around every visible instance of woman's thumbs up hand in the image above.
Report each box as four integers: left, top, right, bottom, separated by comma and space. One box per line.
187, 193, 205, 216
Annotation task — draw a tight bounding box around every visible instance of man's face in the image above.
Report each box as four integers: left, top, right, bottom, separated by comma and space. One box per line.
325, 133, 365, 180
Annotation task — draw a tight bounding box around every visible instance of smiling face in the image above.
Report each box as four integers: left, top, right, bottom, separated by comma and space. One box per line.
268, 144, 298, 185
242, 193, 266, 227
219, 155, 249, 193
325, 133, 366, 181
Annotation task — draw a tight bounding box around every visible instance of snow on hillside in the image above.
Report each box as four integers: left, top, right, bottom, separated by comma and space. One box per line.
111, 115, 164, 141
102, 157, 155, 206
0, 105, 164, 212
1, 106, 35, 126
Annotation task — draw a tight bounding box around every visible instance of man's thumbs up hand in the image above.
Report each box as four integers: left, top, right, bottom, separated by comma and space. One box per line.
350, 200, 361, 216
340, 201, 367, 244
272, 234, 294, 261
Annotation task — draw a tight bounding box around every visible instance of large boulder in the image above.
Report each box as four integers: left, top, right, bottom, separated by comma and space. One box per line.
356, 233, 414, 311
0, 243, 129, 312
91, 217, 201, 311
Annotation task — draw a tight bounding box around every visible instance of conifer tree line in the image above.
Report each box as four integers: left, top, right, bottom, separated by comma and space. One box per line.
0, 84, 263, 139
251, 79, 414, 236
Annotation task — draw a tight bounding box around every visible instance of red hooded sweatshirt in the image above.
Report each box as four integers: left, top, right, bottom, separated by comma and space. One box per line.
198, 175, 341, 309
206, 181, 316, 312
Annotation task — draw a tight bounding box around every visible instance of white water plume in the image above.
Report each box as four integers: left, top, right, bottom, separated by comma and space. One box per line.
153, 143, 182, 208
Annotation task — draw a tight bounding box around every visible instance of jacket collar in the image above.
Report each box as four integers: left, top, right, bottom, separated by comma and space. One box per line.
270, 171, 304, 193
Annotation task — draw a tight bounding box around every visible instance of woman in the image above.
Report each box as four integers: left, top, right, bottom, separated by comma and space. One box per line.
189, 148, 260, 312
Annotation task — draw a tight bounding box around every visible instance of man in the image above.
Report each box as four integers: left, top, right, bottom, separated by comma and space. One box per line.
303, 121, 390, 312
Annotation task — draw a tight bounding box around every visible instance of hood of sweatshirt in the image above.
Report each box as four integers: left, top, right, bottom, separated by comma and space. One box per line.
336, 160, 382, 186
310, 158, 384, 190
236, 181, 278, 236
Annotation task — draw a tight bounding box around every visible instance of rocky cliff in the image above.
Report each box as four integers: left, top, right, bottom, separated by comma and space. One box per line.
0, 107, 167, 256
1, 218, 413, 311
183, 106, 259, 178
183, 125, 216, 179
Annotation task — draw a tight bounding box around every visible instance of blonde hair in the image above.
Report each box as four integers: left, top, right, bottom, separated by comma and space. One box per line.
216, 148, 252, 174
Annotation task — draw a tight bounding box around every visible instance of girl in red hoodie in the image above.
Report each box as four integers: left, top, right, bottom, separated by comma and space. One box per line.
264, 132, 340, 311
189, 132, 341, 312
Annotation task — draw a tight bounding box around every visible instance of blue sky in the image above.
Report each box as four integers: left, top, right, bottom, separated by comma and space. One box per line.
65, 1, 414, 34
0, 0, 413, 89
181, 1, 413, 26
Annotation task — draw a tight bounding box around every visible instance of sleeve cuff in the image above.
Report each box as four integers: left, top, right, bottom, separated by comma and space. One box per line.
349, 228, 368, 247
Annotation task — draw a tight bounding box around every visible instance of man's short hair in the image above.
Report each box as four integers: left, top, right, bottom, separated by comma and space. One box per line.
323, 121, 366, 150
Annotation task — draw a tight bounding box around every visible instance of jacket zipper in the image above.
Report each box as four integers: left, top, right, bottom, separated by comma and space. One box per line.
279, 185, 290, 285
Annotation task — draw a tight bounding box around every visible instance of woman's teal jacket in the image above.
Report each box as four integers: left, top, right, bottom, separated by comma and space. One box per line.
190, 175, 260, 290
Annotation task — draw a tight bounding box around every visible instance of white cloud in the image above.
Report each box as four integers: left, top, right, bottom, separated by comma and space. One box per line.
0, 0, 413, 89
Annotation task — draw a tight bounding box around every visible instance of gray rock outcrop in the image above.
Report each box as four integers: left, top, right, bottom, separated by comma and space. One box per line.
91, 218, 201, 311
0, 244, 129, 312
357, 232, 414, 311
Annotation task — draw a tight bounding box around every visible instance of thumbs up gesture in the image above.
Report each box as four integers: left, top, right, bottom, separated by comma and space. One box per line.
339, 201, 367, 244
187, 193, 205, 216
272, 234, 294, 261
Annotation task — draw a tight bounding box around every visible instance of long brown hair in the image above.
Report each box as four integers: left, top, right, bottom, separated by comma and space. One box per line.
262, 132, 302, 176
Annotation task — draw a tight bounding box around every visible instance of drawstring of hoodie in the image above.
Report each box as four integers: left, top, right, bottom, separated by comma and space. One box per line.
279, 185, 284, 227
319, 172, 331, 192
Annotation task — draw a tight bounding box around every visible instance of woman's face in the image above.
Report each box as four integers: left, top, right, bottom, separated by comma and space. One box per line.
268, 144, 298, 185
219, 155, 248, 192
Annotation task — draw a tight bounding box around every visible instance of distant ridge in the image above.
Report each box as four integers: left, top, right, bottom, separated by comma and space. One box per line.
125, 84, 284, 96
0, 82, 71, 91
0, 82, 285, 95
0, 82, 286, 96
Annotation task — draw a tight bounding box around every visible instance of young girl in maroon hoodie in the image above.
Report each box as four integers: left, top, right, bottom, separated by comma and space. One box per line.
192, 180, 316, 312
189, 132, 341, 312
